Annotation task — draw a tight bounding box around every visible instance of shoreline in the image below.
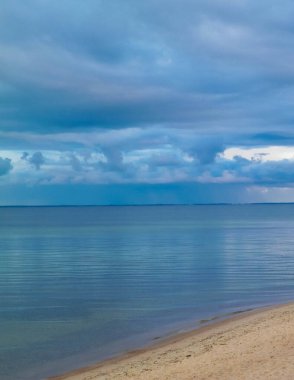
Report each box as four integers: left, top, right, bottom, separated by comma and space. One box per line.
49, 301, 294, 380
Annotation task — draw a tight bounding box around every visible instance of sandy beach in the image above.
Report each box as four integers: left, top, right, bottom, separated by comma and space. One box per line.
51, 302, 294, 380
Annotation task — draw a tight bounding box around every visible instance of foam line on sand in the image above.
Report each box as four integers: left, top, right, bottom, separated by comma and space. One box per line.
50, 302, 294, 380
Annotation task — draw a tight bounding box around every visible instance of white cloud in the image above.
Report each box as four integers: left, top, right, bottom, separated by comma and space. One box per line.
223, 146, 294, 162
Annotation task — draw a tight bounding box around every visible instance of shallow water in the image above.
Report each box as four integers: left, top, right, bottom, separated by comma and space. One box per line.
0, 205, 293, 379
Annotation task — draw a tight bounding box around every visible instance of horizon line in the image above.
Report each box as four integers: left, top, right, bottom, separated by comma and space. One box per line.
0, 202, 294, 208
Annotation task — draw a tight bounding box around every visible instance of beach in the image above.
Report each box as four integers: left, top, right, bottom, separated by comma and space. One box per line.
51, 302, 294, 380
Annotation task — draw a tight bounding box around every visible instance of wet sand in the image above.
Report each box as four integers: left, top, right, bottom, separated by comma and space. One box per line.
51, 302, 294, 380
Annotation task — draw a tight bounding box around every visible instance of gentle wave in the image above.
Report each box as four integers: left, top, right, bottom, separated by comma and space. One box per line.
0, 205, 293, 379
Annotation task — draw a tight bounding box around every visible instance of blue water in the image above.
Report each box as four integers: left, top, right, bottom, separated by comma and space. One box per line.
0, 205, 293, 379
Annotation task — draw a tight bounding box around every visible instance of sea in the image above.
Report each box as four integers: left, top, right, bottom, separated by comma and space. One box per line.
0, 204, 293, 379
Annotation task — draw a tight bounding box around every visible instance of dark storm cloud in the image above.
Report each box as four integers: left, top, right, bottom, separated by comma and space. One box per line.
0, 157, 13, 176
0, 0, 294, 140
242, 159, 294, 185
30, 152, 45, 170
22, 151, 45, 170
0, 1, 294, 203
207, 156, 294, 186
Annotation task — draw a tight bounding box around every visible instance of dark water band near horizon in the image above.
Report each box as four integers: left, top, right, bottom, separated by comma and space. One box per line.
0, 205, 293, 380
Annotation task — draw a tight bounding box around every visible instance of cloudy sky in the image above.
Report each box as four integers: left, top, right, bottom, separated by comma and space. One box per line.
0, 0, 293, 205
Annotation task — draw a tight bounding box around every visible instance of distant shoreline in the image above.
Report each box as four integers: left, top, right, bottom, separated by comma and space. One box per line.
50, 302, 294, 380
1, 202, 294, 208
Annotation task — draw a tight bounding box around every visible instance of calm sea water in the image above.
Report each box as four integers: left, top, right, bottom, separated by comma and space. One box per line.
0, 205, 293, 379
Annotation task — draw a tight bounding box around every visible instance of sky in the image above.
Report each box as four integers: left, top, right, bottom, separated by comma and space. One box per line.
0, 0, 293, 205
